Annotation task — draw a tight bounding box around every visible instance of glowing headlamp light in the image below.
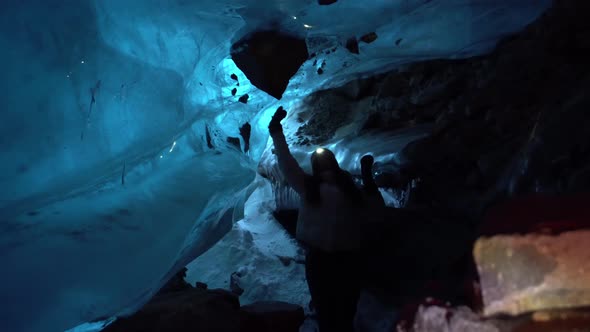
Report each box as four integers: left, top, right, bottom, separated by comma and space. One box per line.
315, 148, 325, 154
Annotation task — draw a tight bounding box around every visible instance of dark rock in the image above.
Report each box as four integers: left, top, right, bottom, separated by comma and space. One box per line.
195, 282, 208, 290
238, 94, 249, 104
317, 67, 324, 75
345, 37, 359, 54
396, 38, 403, 45
360, 32, 378, 43
230, 272, 244, 296
318, 0, 337, 5
103, 268, 241, 331
239, 122, 252, 153
230, 73, 238, 81
103, 288, 242, 332
231, 87, 237, 96
157, 267, 192, 295
276, 255, 292, 267
379, 0, 590, 214
226, 137, 241, 151
294, 92, 352, 145
240, 301, 304, 332
231, 30, 308, 99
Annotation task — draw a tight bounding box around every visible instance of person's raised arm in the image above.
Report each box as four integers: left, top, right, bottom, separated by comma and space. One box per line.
361, 154, 385, 207
268, 106, 306, 195
361, 155, 378, 192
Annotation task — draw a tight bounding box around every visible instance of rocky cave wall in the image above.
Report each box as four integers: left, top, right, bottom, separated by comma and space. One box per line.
259, 2, 590, 315
288, 0, 590, 222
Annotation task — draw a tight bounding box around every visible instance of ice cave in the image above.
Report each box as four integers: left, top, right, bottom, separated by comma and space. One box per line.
1, 0, 590, 331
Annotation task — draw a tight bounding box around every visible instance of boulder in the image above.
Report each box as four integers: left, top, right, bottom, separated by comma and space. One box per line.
345, 37, 359, 54
103, 288, 241, 332
238, 94, 249, 104
360, 32, 378, 44
474, 194, 590, 317
474, 229, 590, 317
231, 30, 308, 99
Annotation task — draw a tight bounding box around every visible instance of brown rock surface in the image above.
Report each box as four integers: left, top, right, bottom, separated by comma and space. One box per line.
474, 230, 590, 317
403, 305, 590, 332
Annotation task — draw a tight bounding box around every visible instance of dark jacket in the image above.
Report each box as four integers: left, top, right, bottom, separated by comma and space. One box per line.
270, 130, 362, 252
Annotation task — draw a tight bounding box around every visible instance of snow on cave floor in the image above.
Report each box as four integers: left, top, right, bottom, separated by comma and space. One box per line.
184, 176, 399, 332
185, 176, 310, 308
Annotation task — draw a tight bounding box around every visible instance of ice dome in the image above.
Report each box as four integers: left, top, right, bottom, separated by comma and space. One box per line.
0, 1, 553, 331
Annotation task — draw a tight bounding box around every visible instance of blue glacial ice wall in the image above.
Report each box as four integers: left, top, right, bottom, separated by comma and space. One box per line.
0, 0, 550, 331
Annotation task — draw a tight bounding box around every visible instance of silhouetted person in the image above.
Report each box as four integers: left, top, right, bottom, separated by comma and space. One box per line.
269, 106, 363, 332
359, 155, 388, 290
360, 155, 385, 209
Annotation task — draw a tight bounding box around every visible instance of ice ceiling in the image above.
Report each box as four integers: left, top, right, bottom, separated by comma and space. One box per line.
0, 1, 550, 331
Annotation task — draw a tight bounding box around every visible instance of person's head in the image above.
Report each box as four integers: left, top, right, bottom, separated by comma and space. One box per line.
310, 147, 340, 176
305, 147, 364, 206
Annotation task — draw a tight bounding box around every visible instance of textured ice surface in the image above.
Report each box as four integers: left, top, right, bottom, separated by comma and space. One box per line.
186, 176, 310, 307
0, 0, 550, 331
